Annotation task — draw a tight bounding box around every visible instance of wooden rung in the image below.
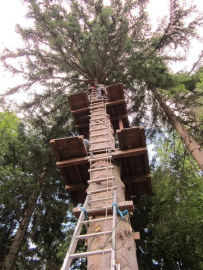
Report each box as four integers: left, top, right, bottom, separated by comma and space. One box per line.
73, 200, 134, 218
87, 186, 116, 195
90, 122, 106, 126
88, 166, 113, 172
70, 248, 112, 259
91, 109, 106, 114
76, 230, 112, 240
90, 127, 107, 131
88, 176, 115, 183
90, 99, 104, 103
91, 112, 105, 116
91, 114, 109, 118
90, 133, 109, 137
90, 104, 105, 108
89, 139, 111, 144
89, 146, 113, 152
91, 104, 105, 108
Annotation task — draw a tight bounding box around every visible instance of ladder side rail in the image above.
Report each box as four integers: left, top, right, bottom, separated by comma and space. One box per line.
61, 197, 89, 270
111, 190, 117, 270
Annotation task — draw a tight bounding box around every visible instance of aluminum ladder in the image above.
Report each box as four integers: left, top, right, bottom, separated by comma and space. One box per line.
61, 85, 118, 269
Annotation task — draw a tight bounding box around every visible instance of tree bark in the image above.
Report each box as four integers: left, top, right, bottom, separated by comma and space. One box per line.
152, 88, 203, 171
2, 170, 46, 270
87, 91, 138, 269
87, 161, 138, 270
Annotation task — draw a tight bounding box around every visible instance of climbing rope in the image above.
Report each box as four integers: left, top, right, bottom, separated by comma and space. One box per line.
80, 207, 88, 220
112, 202, 128, 220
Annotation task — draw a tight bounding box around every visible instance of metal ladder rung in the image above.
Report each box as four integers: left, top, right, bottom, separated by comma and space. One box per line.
76, 230, 112, 240
88, 176, 115, 183
88, 166, 113, 172
70, 248, 112, 259
87, 186, 116, 194
81, 216, 113, 224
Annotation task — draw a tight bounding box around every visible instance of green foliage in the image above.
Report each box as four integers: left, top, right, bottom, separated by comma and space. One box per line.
0, 111, 74, 269
147, 132, 203, 269
0, 1, 203, 269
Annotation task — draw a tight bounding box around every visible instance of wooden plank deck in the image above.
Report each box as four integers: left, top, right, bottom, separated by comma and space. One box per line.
50, 86, 152, 204
50, 136, 87, 161
51, 139, 151, 203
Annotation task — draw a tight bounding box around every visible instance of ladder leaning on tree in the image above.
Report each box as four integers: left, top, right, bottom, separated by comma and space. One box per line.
61, 86, 120, 269
50, 83, 152, 269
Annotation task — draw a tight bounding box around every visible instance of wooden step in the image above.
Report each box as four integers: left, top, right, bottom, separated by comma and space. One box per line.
88, 176, 115, 183
73, 200, 134, 218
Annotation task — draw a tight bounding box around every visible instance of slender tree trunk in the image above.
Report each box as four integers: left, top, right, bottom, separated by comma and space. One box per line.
152, 88, 203, 171
2, 170, 46, 270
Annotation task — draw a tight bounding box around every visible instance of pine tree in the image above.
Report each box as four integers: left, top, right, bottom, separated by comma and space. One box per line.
1, 0, 203, 268
0, 108, 74, 269
1, 0, 202, 169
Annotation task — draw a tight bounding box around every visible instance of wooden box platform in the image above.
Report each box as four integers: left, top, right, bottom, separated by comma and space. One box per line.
106, 83, 124, 101
51, 127, 152, 204
50, 136, 89, 204
50, 136, 87, 160
115, 127, 151, 199
73, 200, 134, 218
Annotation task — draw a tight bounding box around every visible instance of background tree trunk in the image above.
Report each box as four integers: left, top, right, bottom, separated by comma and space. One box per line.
152, 88, 203, 171
2, 170, 46, 270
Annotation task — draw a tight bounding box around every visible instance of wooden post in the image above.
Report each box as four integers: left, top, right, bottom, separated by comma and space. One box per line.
118, 119, 124, 130
87, 89, 138, 269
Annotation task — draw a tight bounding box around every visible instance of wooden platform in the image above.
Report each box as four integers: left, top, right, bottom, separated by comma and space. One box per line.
50, 127, 151, 204
117, 127, 146, 149
50, 136, 89, 203
68, 92, 89, 111
50, 136, 87, 160
106, 83, 124, 101
68, 84, 129, 138
116, 127, 151, 199
73, 200, 134, 218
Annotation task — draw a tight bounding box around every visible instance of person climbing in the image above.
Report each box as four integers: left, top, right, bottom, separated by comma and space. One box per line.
96, 84, 107, 99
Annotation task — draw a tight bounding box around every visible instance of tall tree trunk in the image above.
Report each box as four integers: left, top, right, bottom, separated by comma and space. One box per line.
2, 170, 46, 270
152, 88, 203, 171
87, 89, 138, 269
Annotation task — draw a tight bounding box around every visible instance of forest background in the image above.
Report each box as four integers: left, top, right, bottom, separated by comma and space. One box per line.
0, 0, 203, 269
